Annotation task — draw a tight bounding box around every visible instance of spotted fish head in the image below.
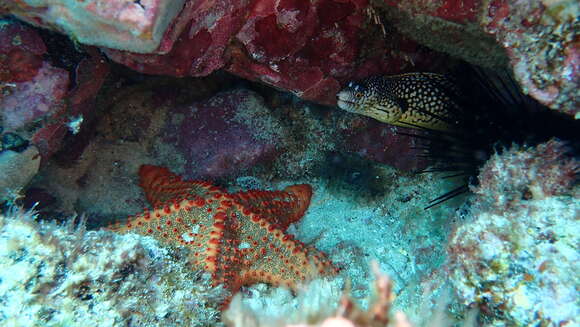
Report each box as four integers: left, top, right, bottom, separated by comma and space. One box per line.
336, 78, 405, 124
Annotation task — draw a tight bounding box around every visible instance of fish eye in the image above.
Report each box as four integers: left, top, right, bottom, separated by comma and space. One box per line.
355, 92, 363, 98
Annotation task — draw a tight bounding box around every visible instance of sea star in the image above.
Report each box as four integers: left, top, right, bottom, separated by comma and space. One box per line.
109, 165, 337, 305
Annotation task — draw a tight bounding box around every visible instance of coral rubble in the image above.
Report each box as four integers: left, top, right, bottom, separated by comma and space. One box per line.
447, 140, 579, 326
0, 208, 226, 326
223, 263, 414, 327
0, 0, 185, 53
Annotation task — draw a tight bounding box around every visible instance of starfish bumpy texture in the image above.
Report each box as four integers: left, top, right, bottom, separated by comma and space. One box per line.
109, 165, 337, 305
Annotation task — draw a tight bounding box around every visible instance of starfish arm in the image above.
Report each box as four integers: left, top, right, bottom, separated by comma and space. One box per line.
232, 184, 313, 231
138, 165, 223, 207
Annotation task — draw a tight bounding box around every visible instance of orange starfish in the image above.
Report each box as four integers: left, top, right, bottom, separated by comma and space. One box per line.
109, 165, 337, 306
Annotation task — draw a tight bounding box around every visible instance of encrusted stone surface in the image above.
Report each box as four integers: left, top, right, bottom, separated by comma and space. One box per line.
1, 0, 186, 53
447, 141, 579, 326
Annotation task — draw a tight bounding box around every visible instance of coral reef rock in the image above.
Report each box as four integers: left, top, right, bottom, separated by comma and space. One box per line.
381, 0, 579, 116
223, 263, 414, 327
2, 1, 447, 106
482, 0, 579, 117
3, 1, 575, 114
340, 118, 425, 172
0, 19, 109, 161
1, 61, 69, 130
0, 209, 226, 326
447, 140, 579, 326
0, 0, 185, 53
0, 20, 68, 131
162, 89, 283, 180
0, 146, 40, 203
0, 20, 47, 83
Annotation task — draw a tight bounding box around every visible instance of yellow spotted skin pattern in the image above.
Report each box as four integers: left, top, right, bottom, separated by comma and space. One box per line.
336, 73, 460, 131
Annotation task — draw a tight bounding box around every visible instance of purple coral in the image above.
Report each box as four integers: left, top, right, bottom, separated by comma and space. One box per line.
162, 89, 282, 180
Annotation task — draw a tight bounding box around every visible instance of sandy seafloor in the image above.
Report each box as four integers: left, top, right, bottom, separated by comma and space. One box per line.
225, 164, 463, 323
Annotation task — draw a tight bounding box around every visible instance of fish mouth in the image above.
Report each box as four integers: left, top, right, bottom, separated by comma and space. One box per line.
336, 92, 357, 111
337, 99, 356, 111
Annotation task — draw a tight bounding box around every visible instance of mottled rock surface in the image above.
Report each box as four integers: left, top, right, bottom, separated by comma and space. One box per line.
0, 209, 226, 326
447, 140, 579, 326
0, 147, 40, 202
0, 0, 186, 53
0, 20, 109, 161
